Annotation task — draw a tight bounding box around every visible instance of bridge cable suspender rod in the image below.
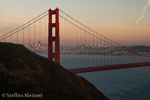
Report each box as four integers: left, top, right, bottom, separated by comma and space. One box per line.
0, 10, 48, 40
59, 10, 150, 56
0, 14, 48, 41
59, 15, 145, 59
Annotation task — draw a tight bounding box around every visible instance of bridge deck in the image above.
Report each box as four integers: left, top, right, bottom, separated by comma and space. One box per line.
68, 62, 150, 74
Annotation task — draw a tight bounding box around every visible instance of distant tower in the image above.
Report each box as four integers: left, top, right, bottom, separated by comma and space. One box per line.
38, 41, 41, 46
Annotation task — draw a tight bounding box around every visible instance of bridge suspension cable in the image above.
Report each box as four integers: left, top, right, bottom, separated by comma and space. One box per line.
59, 9, 150, 73
0, 10, 48, 42
0, 8, 149, 74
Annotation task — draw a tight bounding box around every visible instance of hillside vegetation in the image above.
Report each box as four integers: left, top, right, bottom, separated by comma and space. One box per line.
0, 42, 108, 100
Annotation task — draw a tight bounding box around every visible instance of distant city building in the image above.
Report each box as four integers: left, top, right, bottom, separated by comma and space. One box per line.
38, 41, 41, 46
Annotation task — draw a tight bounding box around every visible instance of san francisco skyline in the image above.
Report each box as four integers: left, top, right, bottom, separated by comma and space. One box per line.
0, 0, 150, 46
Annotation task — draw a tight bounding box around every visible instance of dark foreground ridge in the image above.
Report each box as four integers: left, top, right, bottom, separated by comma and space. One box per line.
0, 42, 108, 100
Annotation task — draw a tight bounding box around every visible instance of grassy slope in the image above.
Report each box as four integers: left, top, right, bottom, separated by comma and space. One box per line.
0, 42, 108, 100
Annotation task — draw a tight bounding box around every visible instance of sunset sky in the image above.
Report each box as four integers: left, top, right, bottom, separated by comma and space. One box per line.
0, 0, 150, 46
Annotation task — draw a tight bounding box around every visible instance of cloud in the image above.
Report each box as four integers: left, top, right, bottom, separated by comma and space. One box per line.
0, 8, 2, 17
90, 23, 134, 29
0, 7, 4, 17
0, 16, 28, 35
136, 0, 150, 25
116, 23, 122, 26
89, 23, 150, 30
0, 20, 20, 35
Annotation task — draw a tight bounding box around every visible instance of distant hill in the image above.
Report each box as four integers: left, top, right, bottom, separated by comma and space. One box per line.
0, 42, 108, 100
129, 45, 150, 53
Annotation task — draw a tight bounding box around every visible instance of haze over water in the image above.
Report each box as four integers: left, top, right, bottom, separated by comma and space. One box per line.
37, 52, 150, 100
1, 0, 150, 99
1, 0, 150, 46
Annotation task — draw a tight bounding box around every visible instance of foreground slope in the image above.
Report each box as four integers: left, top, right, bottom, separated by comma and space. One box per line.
0, 42, 108, 100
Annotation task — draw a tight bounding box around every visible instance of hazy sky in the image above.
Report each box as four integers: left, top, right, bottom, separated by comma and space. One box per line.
0, 0, 150, 46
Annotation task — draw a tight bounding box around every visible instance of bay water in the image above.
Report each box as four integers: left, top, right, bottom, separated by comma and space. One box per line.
36, 51, 150, 100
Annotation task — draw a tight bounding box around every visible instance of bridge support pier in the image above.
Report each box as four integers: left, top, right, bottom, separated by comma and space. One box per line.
48, 8, 60, 64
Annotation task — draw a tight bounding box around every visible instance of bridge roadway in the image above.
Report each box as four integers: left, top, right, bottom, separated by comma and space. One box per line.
68, 62, 150, 74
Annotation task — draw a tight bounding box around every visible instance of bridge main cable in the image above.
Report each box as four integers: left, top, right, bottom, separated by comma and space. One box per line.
0, 10, 48, 40
59, 9, 150, 56
0, 13, 48, 41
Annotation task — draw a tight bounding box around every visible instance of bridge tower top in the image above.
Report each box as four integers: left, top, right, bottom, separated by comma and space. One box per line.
48, 8, 60, 63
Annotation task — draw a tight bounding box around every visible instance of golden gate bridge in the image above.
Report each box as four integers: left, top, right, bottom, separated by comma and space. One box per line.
0, 8, 150, 74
